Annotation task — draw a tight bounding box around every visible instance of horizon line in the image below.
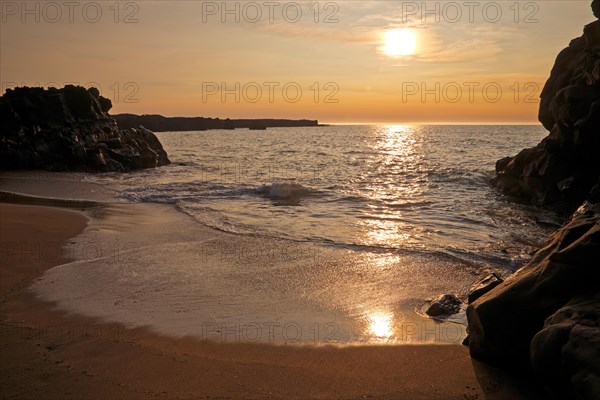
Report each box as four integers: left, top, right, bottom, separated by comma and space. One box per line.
111, 113, 542, 127
322, 121, 542, 126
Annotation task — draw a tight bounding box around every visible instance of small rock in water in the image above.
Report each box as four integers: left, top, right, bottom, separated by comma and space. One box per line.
426, 294, 462, 317
468, 273, 503, 304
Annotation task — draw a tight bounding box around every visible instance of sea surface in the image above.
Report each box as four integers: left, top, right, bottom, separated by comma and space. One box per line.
91, 125, 557, 264
3, 125, 560, 344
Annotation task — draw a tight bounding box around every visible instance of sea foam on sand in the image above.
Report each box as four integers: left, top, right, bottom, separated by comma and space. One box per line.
31, 201, 471, 344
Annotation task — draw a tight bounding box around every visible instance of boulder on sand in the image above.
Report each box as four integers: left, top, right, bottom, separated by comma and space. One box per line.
426, 294, 462, 317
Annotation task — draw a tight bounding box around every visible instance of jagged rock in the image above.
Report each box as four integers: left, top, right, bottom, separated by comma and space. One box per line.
425, 294, 462, 317
470, 7, 600, 392
492, 6, 600, 216
495, 156, 513, 173
89, 86, 112, 113
0, 85, 170, 172
467, 200, 600, 398
467, 273, 503, 304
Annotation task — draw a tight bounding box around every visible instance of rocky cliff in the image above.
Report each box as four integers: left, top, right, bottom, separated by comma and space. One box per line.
492, 1, 600, 216
467, 2, 600, 399
467, 198, 599, 398
0, 86, 170, 172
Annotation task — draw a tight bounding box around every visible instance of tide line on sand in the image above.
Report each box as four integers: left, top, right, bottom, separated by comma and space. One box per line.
0, 201, 545, 399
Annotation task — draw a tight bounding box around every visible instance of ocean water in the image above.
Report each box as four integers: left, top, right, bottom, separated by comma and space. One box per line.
11, 125, 561, 344
87, 125, 557, 267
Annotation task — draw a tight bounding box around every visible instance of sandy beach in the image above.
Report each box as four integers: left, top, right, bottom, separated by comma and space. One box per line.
3, 0, 599, 398
0, 200, 550, 400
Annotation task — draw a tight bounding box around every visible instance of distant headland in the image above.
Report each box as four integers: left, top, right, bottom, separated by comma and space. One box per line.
112, 114, 322, 132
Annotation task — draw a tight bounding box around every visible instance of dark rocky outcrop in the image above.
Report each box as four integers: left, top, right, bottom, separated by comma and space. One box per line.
467, 273, 503, 304
0, 85, 170, 172
113, 113, 319, 132
467, 201, 599, 397
425, 294, 462, 317
531, 293, 600, 399
491, 3, 600, 216
468, 3, 600, 399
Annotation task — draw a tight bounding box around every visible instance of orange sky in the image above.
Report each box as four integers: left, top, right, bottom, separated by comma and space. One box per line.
0, 1, 594, 124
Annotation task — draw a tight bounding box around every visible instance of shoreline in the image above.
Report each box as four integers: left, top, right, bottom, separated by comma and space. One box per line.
0, 199, 547, 399
13, 192, 474, 345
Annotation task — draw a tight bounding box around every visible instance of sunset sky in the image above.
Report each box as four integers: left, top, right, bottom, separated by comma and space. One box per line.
0, 1, 593, 123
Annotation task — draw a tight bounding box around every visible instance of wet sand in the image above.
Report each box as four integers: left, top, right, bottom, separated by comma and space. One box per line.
1, 202, 541, 399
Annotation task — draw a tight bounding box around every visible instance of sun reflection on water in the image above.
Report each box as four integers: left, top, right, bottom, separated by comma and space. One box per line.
357, 125, 427, 248
367, 311, 394, 338
378, 125, 417, 155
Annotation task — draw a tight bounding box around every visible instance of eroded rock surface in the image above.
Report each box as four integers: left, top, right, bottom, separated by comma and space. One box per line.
492, 8, 600, 216
469, 4, 600, 398
0, 85, 170, 172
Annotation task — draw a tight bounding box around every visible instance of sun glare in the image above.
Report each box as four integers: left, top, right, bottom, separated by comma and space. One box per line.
368, 312, 394, 338
383, 29, 417, 56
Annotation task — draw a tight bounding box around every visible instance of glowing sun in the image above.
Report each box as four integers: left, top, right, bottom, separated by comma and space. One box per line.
383, 29, 417, 56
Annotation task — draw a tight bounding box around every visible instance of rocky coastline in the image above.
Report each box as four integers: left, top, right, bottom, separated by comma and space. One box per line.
0, 3, 598, 398
466, 2, 600, 399
0, 85, 170, 172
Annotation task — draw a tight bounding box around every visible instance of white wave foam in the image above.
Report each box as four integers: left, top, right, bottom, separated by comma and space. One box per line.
256, 182, 314, 200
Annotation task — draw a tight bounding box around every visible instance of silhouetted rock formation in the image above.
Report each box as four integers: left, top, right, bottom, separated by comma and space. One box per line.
492, 2, 600, 216
468, 198, 599, 398
425, 294, 462, 317
0, 86, 170, 172
113, 113, 319, 132
531, 291, 600, 399
468, 4, 600, 399
467, 273, 503, 304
